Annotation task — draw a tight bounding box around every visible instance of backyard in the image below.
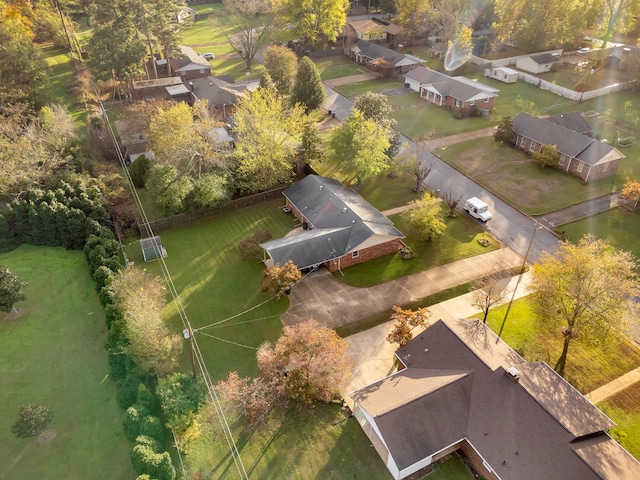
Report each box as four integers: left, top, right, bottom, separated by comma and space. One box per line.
599, 383, 640, 461
0, 246, 133, 480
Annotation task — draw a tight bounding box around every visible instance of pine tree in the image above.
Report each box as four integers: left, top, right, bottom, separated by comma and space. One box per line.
291, 57, 326, 113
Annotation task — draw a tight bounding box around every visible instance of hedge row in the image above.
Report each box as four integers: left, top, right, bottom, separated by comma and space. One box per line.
0, 179, 176, 480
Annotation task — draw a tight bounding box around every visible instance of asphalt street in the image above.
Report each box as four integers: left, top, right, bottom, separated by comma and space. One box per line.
323, 85, 560, 263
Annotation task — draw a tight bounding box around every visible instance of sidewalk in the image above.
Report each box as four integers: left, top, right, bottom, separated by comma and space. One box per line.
341, 271, 532, 406
585, 366, 640, 404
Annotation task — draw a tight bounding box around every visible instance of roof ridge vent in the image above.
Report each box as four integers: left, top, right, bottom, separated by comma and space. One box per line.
342, 207, 348, 213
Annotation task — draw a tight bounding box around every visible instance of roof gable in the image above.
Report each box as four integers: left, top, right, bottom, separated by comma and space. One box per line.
351, 318, 640, 479
352, 40, 425, 66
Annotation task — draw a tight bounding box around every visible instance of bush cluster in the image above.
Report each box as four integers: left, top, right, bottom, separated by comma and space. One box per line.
237, 229, 272, 260
1, 178, 176, 479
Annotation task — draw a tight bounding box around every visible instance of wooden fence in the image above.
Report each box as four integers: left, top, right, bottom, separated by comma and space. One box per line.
138, 186, 288, 236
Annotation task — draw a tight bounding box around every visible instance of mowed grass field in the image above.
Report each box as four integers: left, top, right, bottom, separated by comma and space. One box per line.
0, 246, 133, 480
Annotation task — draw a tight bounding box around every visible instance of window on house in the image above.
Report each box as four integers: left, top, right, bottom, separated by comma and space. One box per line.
200, 68, 205, 73
602, 163, 608, 171
455, 99, 462, 108
352, 251, 359, 258
559, 155, 566, 166
529, 142, 538, 152
485, 97, 490, 103
520, 137, 526, 148
470, 100, 475, 106
577, 162, 584, 173
138, 135, 144, 141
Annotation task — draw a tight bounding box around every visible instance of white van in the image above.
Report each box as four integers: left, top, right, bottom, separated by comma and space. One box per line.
463, 197, 492, 222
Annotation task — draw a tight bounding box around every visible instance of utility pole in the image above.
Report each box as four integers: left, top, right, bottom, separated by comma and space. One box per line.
183, 325, 197, 377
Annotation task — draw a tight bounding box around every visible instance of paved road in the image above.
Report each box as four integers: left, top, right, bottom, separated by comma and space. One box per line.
323, 85, 560, 263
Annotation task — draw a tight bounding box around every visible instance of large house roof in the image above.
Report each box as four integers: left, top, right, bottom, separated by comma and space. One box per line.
260, 175, 403, 269
546, 111, 593, 134
404, 66, 498, 102
530, 53, 558, 64
513, 112, 624, 166
172, 45, 211, 72
351, 40, 425, 67
351, 318, 639, 479
190, 76, 249, 107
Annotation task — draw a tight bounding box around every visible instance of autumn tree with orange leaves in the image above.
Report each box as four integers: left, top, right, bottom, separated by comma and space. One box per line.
386, 306, 432, 346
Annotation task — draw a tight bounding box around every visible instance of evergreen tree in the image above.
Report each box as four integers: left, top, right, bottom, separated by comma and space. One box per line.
291, 57, 326, 113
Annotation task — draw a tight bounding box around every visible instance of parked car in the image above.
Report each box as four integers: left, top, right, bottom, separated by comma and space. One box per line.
576, 47, 591, 54
201, 52, 215, 60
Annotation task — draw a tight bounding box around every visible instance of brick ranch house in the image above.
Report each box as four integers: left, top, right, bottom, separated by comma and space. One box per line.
403, 66, 498, 112
513, 112, 624, 182
351, 318, 640, 480
350, 40, 425, 75
260, 175, 404, 272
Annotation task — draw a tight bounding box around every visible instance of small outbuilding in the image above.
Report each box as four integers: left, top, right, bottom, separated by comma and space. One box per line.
516, 53, 558, 74
140, 236, 167, 262
486, 66, 518, 83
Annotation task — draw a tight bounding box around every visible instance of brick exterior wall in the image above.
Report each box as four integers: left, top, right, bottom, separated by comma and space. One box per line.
515, 135, 618, 182
325, 239, 403, 272
177, 67, 212, 81
284, 198, 403, 272
459, 442, 499, 480
421, 90, 495, 112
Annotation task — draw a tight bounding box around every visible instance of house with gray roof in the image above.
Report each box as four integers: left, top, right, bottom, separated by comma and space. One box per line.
351, 318, 640, 480
189, 76, 257, 118
260, 175, 404, 272
516, 53, 559, 74
404, 66, 498, 113
350, 40, 425, 74
513, 112, 624, 182
170, 45, 212, 81
545, 111, 593, 135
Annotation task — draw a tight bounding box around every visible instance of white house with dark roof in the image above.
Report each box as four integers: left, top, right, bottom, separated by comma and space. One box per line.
260, 175, 404, 272
404, 66, 498, 112
351, 318, 640, 480
513, 112, 624, 182
350, 40, 425, 74
516, 53, 558, 74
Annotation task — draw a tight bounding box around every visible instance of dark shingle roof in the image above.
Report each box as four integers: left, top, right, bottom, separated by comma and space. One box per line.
190, 76, 247, 107
530, 53, 558, 64
546, 111, 593, 134
260, 175, 403, 269
404, 67, 496, 102
352, 40, 424, 66
513, 112, 623, 166
351, 318, 640, 479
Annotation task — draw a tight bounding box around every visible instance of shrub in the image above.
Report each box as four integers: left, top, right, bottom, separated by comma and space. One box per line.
128, 155, 152, 188
237, 230, 272, 260
139, 415, 165, 444
123, 404, 150, 441
11, 404, 53, 438
116, 372, 149, 409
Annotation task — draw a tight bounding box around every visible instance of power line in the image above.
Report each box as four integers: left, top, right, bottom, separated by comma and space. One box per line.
99, 98, 249, 480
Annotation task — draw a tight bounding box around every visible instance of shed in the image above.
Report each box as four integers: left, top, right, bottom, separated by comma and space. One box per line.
140, 236, 167, 262
516, 53, 558, 74
486, 66, 518, 83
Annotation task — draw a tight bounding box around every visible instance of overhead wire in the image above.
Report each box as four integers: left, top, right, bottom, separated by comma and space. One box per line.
98, 97, 249, 480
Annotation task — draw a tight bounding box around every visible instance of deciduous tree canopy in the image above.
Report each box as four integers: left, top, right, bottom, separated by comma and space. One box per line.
263, 45, 298, 96
0, 265, 27, 313
278, 0, 350, 47
529, 235, 639, 376
401, 192, 446, 242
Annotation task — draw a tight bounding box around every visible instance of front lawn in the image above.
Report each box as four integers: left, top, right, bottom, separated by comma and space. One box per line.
438, 137, 623, 215
478, 299, 640, 394
559, 207, 640, 259
39, 44, 84, 125
0, 246, 133, 480
336, 207, 499, 287
209, 56, 265, 81
124, 200, 292, 380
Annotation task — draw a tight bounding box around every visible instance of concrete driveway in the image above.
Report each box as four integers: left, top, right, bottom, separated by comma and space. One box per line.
283, 247, 522, 328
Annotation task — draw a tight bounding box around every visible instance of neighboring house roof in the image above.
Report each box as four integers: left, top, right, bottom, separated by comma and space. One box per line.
173, 45, 211, 73
530, 53, 558, 64
513, 112, 624, 166
190, 76, 248, 107
545, 111, 593, 134
260, 175, 404, 270
352, 40, 425, 67
351, 318, 640, 480
348, 19, 386, 35
404, 66, 498, 102
114, 119, 149, 148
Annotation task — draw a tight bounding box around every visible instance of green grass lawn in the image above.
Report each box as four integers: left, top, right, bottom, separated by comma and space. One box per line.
314, 56, 363, 80
559, 207, 640, 259
0, 246, 133, 480
209, 56, 265, 81
39, 44, 85, 125
424, 454, 475, 480
124, 200, 293, 381
185, 403, 390, 480
334, 78, 403, 98
478, 299, 640, 394
438, 138, 628, 215
190, 2, 227, 14
336, 207, 499, 287
179, 14, 234, 46
387, 91, 425, 110
599, 382, 640, 461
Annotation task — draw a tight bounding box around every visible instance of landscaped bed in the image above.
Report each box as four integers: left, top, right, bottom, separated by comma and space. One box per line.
0, 246, 134, 480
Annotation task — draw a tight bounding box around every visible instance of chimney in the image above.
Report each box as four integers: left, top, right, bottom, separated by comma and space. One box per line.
188, 81, 194, 92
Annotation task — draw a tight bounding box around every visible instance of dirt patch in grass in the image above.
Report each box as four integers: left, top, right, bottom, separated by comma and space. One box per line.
606, 382, 640, 411
36, 430, 57, 445
0, 308, 27, 322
